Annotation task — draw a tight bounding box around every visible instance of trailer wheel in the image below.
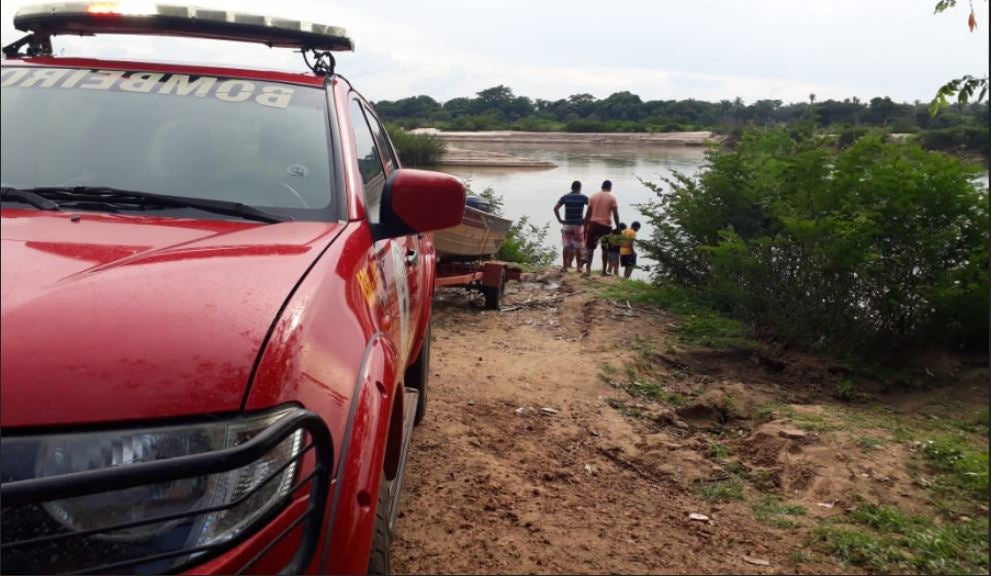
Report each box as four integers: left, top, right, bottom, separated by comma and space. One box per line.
366, 476, 392, 575
482, 269, 507, 310
404, 325, 430, 426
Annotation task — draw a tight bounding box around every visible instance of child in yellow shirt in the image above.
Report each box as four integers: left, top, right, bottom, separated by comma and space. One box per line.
620, 221, 641, 278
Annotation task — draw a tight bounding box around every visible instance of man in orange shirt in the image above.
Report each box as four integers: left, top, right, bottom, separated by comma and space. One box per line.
583, 180, 621, 275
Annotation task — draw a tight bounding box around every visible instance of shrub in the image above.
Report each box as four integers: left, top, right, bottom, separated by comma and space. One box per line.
565, 118, 607, 132
835, 125, 875, 148
917, 125, 989, 153
496, 216, 556, 266
475, 188, 555, 266
638, 128, 988, 353
385, 125, 445, 167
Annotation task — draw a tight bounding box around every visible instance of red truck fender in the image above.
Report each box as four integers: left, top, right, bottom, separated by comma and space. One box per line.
242, 224, 408, 574
315, 333, 400, 574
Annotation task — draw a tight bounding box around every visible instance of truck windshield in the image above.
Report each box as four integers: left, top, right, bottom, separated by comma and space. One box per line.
0, 67, 335, 221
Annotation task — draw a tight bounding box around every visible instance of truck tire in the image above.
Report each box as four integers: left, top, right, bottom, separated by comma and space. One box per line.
482, 269, 506, 310
366, 477, 392, 576
404, 325, 430, 426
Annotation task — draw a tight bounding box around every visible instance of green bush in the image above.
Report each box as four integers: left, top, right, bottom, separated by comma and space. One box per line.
475, 188, 555, 266
507, 117, 565, 132
496, 216, 556, 266
638, 128, 988, 353
834, 125, 875, 148
565, 118, 608, 132
385, 125, 445, 167
917, 125, 989, 153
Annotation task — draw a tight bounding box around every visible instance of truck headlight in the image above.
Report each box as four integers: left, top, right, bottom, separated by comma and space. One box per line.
1, 406, 306, 574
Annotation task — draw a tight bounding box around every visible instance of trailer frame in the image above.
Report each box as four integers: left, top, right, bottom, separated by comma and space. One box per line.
435, 260, 522, 310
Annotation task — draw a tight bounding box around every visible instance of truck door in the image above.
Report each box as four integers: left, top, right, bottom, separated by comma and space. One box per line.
348, 97, 416, 367
363, 106, 424, 361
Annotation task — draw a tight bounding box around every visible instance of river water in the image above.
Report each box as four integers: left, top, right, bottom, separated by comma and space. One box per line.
442, 142, 707, 279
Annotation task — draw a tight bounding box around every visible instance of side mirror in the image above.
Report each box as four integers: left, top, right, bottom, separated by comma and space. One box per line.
374, 169, 466, 240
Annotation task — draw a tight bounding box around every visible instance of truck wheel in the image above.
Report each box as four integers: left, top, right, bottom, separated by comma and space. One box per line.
404, 325, 430, 426
482, 269, 506, 310
366, 477, 392, 576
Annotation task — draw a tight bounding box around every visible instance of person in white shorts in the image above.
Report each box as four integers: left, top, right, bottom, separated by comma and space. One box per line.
553, 180, 589, 271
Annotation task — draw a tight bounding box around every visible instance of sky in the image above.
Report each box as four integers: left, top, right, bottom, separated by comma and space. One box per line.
1, 0, 988, 105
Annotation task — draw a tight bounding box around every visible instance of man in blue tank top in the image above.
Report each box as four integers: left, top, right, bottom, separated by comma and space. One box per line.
553, 180, 589, 271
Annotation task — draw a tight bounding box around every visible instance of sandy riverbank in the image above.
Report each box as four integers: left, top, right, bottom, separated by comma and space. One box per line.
418, 129, 718, 146
421, 129, 717, 167
440, 145, 557, 168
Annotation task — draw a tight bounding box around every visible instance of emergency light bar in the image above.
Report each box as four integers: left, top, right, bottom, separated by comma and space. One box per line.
11, 2, 354, 51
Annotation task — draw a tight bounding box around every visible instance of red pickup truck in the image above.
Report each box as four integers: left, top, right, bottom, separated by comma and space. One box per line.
0, 4, 464, 575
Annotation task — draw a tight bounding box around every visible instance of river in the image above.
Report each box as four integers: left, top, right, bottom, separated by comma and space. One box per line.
442, 141, 707, 279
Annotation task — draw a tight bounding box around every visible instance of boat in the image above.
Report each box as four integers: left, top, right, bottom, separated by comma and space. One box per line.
434, 196, 513, 260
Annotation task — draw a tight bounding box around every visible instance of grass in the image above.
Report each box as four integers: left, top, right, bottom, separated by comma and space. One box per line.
967, 407, 989, 434
833, 379, 856, 401
921, 436, 989, 500
947, 406, 988, 437
621, 380, 667, 402
599, 362, 619, 381
599, 280, 758, 350
829, 404, 916, 442
606, 398, 646, 420
855, 435, 888, 451
810, 503, 990, 574
751, 496, 806, 528
609, 377, 687, 412
604, 356, 690, 408
709, 441, 733, 461
788, 550, 813, 566
841, 411, 989, 573
694, 477, 745, 502
810, 525, 903, 570
742, 467, 780, 493
835, 352, 903, 386
755, 402, 797, 423
792, 411, 839, 433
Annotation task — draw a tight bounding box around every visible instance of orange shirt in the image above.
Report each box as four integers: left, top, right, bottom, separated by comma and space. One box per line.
587, 191, 617, 225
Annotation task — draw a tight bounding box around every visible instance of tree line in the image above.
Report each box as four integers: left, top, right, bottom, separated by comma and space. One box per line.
374, 85, 988, 154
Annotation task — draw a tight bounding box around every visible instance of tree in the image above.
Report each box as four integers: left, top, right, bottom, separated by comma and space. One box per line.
930, 0, 988, 114
599, 91, 645, 121
567, 93, 598, 118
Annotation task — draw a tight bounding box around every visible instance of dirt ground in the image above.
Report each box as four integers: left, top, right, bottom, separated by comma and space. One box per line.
392, 271, 989, 575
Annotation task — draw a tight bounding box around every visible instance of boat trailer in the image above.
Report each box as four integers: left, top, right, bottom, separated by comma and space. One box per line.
435, 260, 523, 310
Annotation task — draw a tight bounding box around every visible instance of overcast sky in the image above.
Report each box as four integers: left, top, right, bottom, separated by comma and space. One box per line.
2, 0, 988, 104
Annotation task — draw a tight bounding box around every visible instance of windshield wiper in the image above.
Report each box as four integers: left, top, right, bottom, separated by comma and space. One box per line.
1, 187, 60, 211
12, 186, 290, 224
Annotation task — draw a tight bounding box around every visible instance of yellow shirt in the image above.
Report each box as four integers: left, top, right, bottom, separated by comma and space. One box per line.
620, 228, 636, 255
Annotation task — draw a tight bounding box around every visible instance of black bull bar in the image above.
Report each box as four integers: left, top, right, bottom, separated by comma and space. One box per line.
0, 408, 333, 575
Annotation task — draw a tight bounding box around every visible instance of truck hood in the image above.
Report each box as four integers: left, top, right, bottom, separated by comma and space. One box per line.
1, 209, 344, 428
